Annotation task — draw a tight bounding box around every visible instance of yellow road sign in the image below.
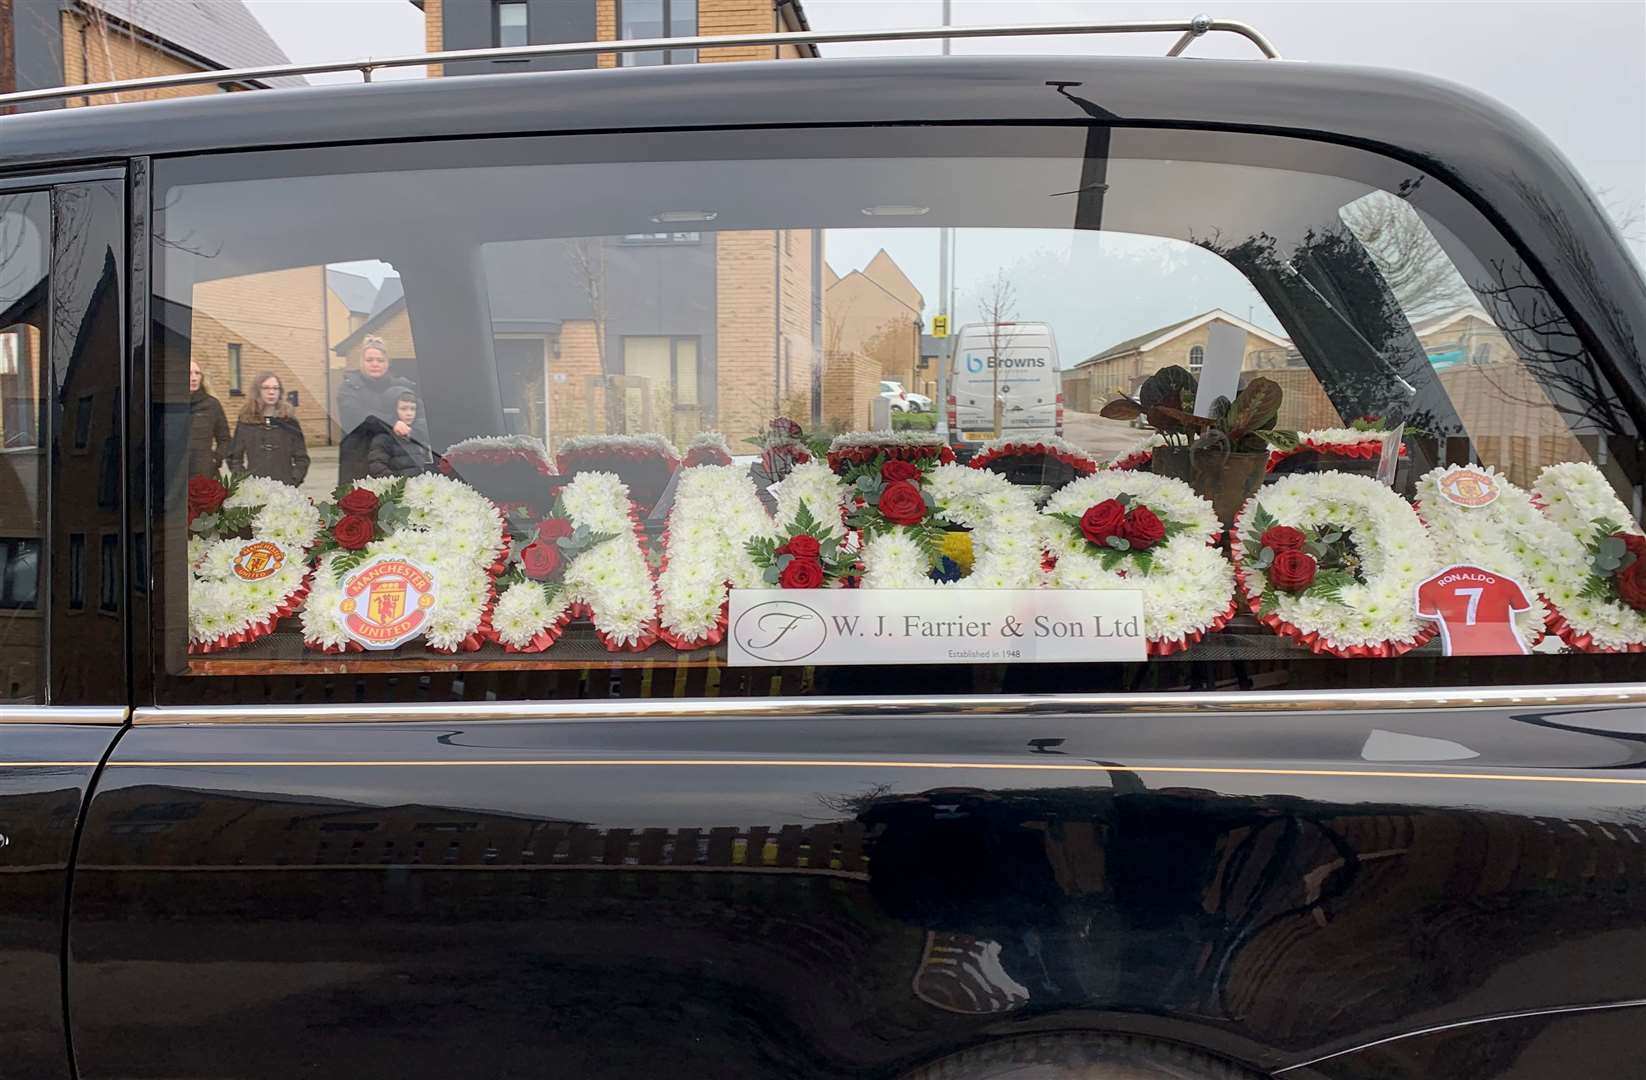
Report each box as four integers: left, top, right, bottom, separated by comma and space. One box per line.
932, 314, 949, 338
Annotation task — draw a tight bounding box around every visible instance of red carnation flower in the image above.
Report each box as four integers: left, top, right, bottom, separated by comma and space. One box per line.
878, 481, 927, 526
1269, 549, 1318, 592
1079, 499, 1126, 546
331, 514, 375, 551
1121, 505, 1167, 550
1260, 525, 1308, 552
337, 488, 380, 515
187, 475, 228, 517
520, 542, 562, 580
536, 517, 575, 544
779, 557, 825, 589
780, 533, 822, 559
881, 459, 921, 484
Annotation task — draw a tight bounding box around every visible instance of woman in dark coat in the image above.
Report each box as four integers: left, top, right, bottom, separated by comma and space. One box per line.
228, 371, 310, 486
336, 337, 426, 486
188, 359, 230, 478
366, 391, 433, 478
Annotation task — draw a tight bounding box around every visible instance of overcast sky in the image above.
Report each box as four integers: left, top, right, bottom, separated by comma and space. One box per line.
244, 0, 1645, 355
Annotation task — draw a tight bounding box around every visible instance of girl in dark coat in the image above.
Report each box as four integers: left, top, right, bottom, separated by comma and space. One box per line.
188, 359, 231, 478
366, 391, 433, 478
336, 337, 427, 486
228, 371, 310, 486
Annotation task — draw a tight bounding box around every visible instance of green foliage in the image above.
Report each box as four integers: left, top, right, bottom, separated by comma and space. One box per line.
1257, 585, 1279, 618
893, 410, 937, 432
1138, 365, 1198, 411
329, 548, 368, 583
1226, 377, 1283, 436
1303, 568, 1355, 605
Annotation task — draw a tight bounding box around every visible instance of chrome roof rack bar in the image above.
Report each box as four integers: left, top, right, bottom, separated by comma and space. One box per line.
0, 15, 1280, 110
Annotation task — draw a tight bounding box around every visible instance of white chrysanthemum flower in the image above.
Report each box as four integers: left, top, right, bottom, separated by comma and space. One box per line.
1531, 462, 1646, 651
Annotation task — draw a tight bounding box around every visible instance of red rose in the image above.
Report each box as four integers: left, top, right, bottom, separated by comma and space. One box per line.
1616, 559, 1646, 612
1260, 525, 1308, 552
187, 475, 227, 516
1613, 532, 1646, 561
519, 542, 562, 580
1269, 549, 1318, 592
780, 533, 821, 559
337, 488, 379, 515
881, 459, 921, 484
878, 481, 927, 526
1079, 499, 1126, 546
332, 514, 375, 551
1121, 505, 1167, 550
536, 517, 575, 544
779, 557, 825, 589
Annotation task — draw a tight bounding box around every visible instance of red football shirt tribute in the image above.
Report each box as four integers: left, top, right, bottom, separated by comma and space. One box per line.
1414, 565, 1532, 656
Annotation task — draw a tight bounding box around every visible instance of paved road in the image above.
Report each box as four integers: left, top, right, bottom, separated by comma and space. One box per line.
1061, 410, 1151, 463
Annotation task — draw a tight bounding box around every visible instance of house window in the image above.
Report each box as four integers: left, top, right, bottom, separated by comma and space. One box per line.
227, 342, 242, 395
1188, 344, 1205, 373
494, 1, 529, 47
68, 533, 85, 610
623, 336, 701, 408
74, 394, 94, 449
620, 0, 697, 65
0, 539, 40, 609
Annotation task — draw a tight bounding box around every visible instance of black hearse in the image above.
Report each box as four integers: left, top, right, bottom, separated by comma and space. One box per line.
1, 18, 1642, 1080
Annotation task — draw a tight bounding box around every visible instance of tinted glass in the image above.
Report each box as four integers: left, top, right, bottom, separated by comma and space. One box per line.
150, 127, 1645, 704
0, 191, 47, 702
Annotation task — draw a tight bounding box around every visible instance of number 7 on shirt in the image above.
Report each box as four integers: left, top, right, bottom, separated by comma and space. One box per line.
1414, 564, 1533, 656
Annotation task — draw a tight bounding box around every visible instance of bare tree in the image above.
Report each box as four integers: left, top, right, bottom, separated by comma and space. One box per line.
567, 237, 616, 434
1339, 189, 1475, 320
974, 269, 1020, 433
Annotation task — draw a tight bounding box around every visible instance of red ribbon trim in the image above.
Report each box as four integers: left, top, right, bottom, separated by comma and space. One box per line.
190, 575, 313, 655
1147, 600, 1237, 657
1267, 438, 1407, 472
968, 442, 1098, 477
1231, 553, 1437, 658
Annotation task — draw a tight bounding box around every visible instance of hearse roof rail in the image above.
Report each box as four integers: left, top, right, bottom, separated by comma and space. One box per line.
0, 14, 1281, 110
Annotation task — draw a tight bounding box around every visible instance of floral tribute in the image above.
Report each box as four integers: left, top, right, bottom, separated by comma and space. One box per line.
301, 473, 507, 653
186, 475, 322, 653
1413, 464, 1553, 645
745, 503, 853, 589
1107, 433, 1165, 472
837, 442, 1040, 589
555, 433, 680, 515
1232, 472, 1438, 657
1531, 462, 1646, 652
488, 471, 659, 652
440, 434, 557, 515
1041, 473, 1233, 654
746, 416, 820, 485
827, 430, 954, 474
656, 461, 846, 646
1267, 418, 1407, 473
682, 432, 735, 468
968, 435, 1098, 486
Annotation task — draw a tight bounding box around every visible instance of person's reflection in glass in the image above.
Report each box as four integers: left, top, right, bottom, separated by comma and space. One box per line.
187, 359, 230, 478
335, 336, 425, 487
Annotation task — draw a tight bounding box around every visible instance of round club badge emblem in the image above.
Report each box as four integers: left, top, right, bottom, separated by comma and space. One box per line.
338, 555, 439, 650
232, 541, 287, 581
1437, 466, 1500, 508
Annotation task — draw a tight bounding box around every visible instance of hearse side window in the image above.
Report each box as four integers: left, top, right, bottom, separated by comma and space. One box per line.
0, 192, 47, 703
149, 127, 1645, 704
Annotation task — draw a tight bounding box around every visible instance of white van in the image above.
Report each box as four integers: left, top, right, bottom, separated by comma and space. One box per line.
946, 322, 1062, 455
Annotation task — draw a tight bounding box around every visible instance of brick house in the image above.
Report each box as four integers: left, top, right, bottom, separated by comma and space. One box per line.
825, 250, 927, 417
1062, 309, 1292, 412
403, 0, 828, 447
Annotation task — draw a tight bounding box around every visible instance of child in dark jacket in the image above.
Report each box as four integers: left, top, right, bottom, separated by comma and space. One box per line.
366, 391, 433, 478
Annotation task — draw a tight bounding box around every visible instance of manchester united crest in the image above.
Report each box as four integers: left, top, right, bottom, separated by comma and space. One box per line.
338, 555, 439, 650
231, 541, 287, 581
1436, 466, 1500, 508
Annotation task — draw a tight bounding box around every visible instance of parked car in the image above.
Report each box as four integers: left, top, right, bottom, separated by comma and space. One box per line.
905, 390, 933, 412
1, 17, 1643, 1080
881, 379, 914, 412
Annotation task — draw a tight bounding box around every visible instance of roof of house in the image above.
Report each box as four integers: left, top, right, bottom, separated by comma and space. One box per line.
862, 249, 922, 313
1073, 309, 1291, 368
333, 286, 407, 355
81, 0, 306, 88
1410, 307, 1495, 337
325, 269, 379, 315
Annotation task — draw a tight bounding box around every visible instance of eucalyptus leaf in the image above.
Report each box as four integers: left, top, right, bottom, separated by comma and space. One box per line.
1105, 536, 1130, 551
762, 565, 781, 585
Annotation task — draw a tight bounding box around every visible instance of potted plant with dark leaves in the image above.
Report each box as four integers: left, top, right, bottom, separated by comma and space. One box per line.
1101, 366, 1295, 525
